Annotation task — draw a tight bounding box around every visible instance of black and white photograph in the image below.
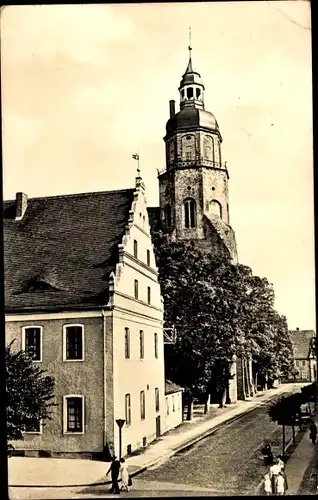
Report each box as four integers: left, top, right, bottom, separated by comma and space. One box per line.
1, 2, 314, 497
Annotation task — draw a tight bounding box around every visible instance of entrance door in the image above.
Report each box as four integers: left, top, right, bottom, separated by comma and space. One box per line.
156, 416, 161, 438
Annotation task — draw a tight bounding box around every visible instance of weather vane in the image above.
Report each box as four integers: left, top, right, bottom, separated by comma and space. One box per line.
188, 26, 192, 52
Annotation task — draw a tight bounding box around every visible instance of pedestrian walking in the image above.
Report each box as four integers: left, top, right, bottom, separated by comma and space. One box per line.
263, 472, 272, 495
309, 421, 317, 444
276, 472, 285, 495
120, 458, 130, 492
107, 456, 121, 494
269, 459, 281, 494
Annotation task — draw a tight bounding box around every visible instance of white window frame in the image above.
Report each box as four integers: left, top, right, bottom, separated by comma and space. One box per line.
63, 395, 85, 435
125, 393, 131, 425
62, 324, 85, 362
22, 326, 43, 362
23, 418, 43, 435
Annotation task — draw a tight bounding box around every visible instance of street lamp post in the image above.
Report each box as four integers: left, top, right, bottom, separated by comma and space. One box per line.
115, 419, 125, 460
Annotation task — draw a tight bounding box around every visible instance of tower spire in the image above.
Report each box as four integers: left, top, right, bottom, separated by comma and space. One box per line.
185, 26, 193, 73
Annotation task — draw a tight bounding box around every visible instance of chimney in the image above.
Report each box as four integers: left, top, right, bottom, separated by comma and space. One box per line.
296, 327, 300, 331
15, 192, 28, 221
169, 100, 175, 118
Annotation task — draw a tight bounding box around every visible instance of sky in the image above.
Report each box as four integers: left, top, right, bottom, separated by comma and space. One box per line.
1, 2, 314, 330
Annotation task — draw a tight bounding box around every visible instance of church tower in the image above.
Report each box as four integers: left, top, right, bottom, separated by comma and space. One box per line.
158, 41, 238, 263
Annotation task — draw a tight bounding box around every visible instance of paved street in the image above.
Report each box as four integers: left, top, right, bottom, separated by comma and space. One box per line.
9, 385, 303, 498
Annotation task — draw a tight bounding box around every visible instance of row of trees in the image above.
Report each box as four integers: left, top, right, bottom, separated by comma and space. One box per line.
152, 232, 296, 419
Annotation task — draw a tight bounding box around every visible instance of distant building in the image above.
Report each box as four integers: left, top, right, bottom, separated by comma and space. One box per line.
4, 176, 183, 458
289, 328, 316, 382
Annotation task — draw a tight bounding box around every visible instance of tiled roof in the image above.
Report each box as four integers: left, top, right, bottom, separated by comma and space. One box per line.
3, 189, 135, 312
289, 330, 316, 359
165, 379, 184, 395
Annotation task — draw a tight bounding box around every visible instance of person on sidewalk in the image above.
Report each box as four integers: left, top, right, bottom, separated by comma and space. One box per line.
309, 421, 317, 444
276, 472, 285, 495
263, 472, 272, 495
120, 458, 130, 492
107, 456, 121, 494
269, 459, 281, 494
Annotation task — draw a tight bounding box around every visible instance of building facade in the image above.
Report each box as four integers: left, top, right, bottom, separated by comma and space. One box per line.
4, 176, 178, 457
289, 328, 316, 382
163, 380, 184, 434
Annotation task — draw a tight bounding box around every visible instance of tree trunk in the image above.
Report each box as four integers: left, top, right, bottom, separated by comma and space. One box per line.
255, 372, 258, 393
282, 424, 286, 456
226, 382, 231, 404
204, 394, 210, 414
186, 398, 194, 421
218, 388, 227, 408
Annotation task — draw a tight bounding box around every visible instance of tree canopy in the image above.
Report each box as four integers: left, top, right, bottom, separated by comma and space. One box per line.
6, 342, 56, 441
152, 230, 295, 411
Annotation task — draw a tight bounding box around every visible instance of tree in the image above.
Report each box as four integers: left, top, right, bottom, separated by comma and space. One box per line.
151, 229, 296, 417
6, 341, 56, 441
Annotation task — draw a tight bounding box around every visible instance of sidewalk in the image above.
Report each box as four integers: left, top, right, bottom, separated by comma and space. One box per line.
284, 412, 318, 495
8, 383, 302, 488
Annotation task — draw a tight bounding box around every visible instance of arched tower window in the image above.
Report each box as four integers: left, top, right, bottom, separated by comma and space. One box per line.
186, 87, 194, 99
203, 135, 213, 160
184, 198, 196, 228
182, 134, 195, 161
214, 137, 220, 165
210, 199, 222, 219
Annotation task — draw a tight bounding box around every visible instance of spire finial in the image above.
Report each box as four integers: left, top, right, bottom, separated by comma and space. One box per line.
185, 27, 193, 73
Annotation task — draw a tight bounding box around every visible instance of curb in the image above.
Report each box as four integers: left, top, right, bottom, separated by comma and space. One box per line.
10, 399, 267, 489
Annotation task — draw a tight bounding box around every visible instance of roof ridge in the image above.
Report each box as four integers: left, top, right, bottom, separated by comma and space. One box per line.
4, 187, 135, 203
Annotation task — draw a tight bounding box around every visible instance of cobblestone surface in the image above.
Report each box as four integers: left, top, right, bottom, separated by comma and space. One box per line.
84, 395, 298, 497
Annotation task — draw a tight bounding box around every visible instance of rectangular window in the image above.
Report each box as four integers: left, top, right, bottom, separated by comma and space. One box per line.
134, 239, 138, 259
155, 388, 160, 412
140, 330, 144, 359
295, 360, 299, 366
64, 396, 84, 433
302, 360, 306, 367
140, 391, 145, 420
147, 250, 151, 266
125, 328, 130, 359
125, 394, 131, 425
172, 395, 175, 412
134, 279, 139, 299
147, 286, 151, 305
63, 325, 84, 361
23, 326, 42, 361
166, 397, 169, 416
154, 332, 158, 359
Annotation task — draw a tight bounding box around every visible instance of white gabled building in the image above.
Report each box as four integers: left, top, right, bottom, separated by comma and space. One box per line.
4, 175, 181, 458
